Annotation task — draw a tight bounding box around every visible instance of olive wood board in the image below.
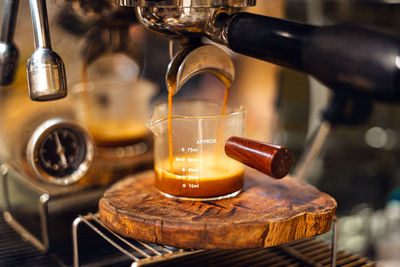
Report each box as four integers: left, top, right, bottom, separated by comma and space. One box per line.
99, 170, 337, 249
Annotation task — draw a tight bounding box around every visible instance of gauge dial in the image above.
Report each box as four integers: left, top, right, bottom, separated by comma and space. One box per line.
37, 127, 86, 178
27, 118, 94, 185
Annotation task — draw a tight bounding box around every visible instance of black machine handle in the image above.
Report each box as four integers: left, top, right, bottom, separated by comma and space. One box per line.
227, 12, 400, 102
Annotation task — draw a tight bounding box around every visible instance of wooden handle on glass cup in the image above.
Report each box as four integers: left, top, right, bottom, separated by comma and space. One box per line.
225, 136, 293, 179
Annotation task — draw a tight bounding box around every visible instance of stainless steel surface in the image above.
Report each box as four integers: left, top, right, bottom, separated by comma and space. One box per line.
1, 161, 107, 253
332, 216, 338, 267
169, 40, 174, 60
295, 121, 331, 182
29, 0, 50, 49
27, 0, 67, 101
72, 216, 138, 266
26, 118, 94, 186
0, 42, 18, 85
166, 44, 234, 94
0, 0, 19, 86
131, 0, 254, 41
0, 0, 18, 43
116, 0, 256, 7
134, 6, 234, 42
1, 164, 50, 251
73, 213, 200, 267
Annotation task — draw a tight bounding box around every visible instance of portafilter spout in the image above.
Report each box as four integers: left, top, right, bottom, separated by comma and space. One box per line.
27, 0, 67, 101
166, 44, 234, 95
0, 0, 19, 86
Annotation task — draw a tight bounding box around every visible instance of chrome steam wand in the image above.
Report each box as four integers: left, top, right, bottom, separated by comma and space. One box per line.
27, 0, 67, 101
0, 0, 19, 86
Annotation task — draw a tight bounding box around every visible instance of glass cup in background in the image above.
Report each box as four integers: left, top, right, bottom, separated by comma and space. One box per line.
70, 78, 157, 186
147, 99, 246, 201
71, 78, 157, 148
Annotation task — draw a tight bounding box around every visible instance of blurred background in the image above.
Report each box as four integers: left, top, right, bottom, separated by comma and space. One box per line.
1, 0, 400, 266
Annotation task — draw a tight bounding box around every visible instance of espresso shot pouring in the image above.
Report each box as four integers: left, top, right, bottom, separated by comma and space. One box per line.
165, 44, 236, 172
159, 44, 241, 200
146, 43, 294, 200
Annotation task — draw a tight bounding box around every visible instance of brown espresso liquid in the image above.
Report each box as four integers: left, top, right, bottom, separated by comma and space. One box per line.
160, 85, 243, 198
80, 64, 148, 147
156, 155, 243, 198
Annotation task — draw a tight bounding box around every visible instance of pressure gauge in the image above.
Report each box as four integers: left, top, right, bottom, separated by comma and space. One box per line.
27, 118, 95, 185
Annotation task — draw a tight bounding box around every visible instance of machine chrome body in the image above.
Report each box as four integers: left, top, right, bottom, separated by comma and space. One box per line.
118, 0, 255, 42
116, 0, 255, 7
0, 0, 19, 86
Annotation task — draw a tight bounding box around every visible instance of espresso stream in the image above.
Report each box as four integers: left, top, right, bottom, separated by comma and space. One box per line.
161, 84, 243, 198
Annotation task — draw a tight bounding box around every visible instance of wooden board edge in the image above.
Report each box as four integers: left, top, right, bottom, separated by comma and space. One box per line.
99, 197, 336, 250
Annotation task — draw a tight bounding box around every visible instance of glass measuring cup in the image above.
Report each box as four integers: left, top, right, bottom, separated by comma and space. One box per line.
147, 99, 246, 200
71, 78, 156, 147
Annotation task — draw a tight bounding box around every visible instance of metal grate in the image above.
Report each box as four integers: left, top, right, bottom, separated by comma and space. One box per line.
140, 239, 377, 267
0, 211, 136, 266
73, 213, 377, 267
0, 211, 377, 267
73, 213, 200, 266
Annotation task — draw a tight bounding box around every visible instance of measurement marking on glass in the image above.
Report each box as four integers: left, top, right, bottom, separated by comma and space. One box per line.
197, 139, 216, 144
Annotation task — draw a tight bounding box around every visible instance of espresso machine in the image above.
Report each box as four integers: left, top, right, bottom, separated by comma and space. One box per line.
2, 0, 400, 101
1, 0, 400, 266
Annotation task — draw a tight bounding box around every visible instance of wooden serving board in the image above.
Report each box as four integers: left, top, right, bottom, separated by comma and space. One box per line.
99, 170, 337, 249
